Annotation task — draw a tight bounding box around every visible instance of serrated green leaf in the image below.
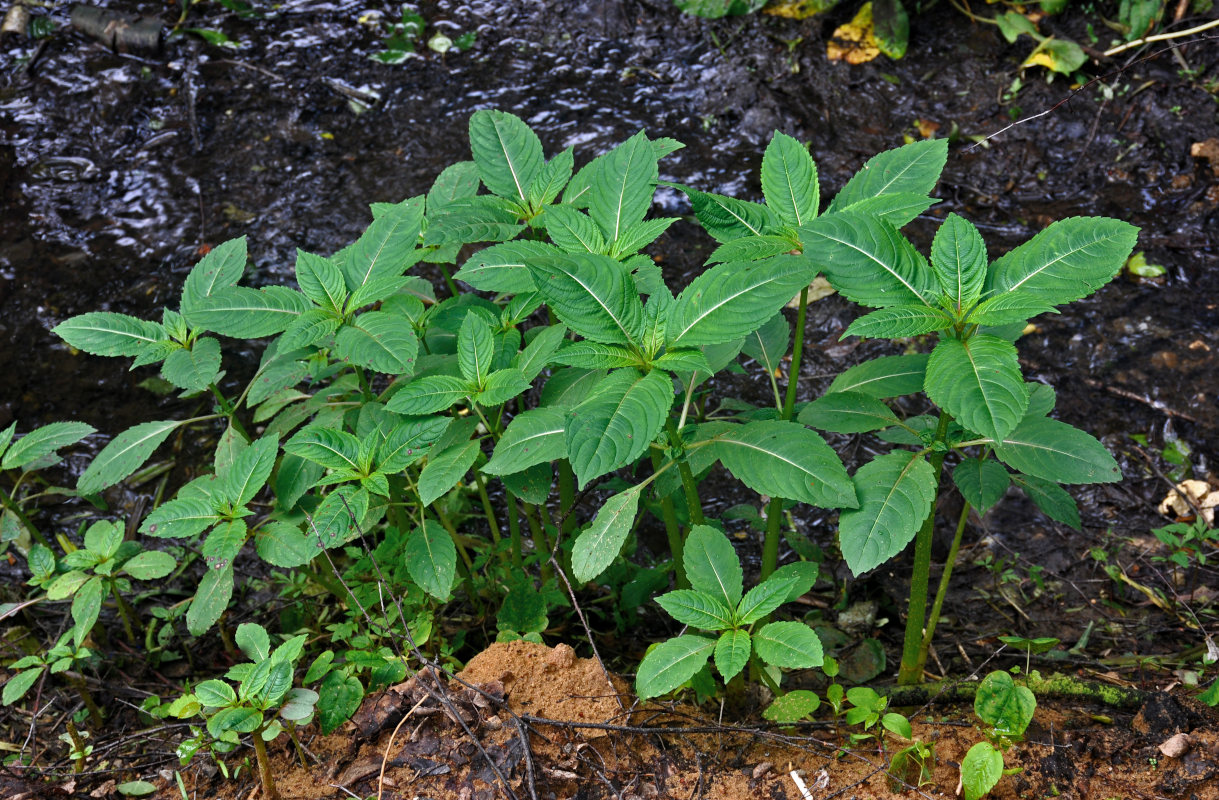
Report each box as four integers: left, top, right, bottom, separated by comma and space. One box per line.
501, 462, 552, 504
741, 313, 789, 376
764, 689, 821, 722
828, 353, 928, 398
799, 212, 936, 309
201, 520, 248, 567
652, 348, 711, 374
294, 250, 348, 312
736, 575, 798, 625
1010, 473, 1080, 529
549, 341, 641, 369
309, 486, 368, 548
707, 235, 797, 265
610, 217, 678, 259
194, 679, 237, 708
385, 375, 474, 415
953, 458, 1010, 513
635, 635, 715, 699
771, 561, 819, 602
797, 391, 898, 434
317, 671, 363, 734
219, 435, 278, 509
528, 252, 644, 347
752, 621, 823, 668
711, 420, 857, 508
566, 368, 671, 488
993, 417, 1121, 484
655, 589, 734, 630
376, 415, 448, 473
417, 440, 480, 506
1024, 382, 1056, 417
285, 426, 360, 471
925, 335, 1028, 441
248, 355, 309, 406
835, 192, 937, 229
405, 520, 457, 600
762, 131, 819, 227
528, 147, 574, 209
667, 255, 815, 348
476, 368, 530, 406
160, 337, 222, 393
2, 422, 94, 471
588, 131, 657, 242
181, 238, 246, 317
483, 407, 567, 475
187, 286, 308, 337
683, 526, 743, 609
70, 577, 103, 646
255, 521, 317, 568
424, 197, 523, 247
511, 323, 567, 381
235, 622, 271, 662
53, 312, 166, 358
187, 563, 234, 636
79, 420, 182, 495
714, 629, 752, 682
843, 305, 954, 339
457, 313, 494, 384
931, 213, 987, 311
985, 217, 1138, 305
469, 109, 544, 205
274, 454, 324, 511
839, 451, 937, 575
3, 667, 46, 705
540, 204, 607, 254
828, 139, 947, 213
122, 550, 177, 580
140, 497, 219, 539
428, 161, 481, 211
453, 240, 554, 293
679, 186, 781, 243
571, 487, 641, 582
966, 293, 1060, 326
334, 311, 419, 375
342, 198, 425, 292
541, 367, 605, 408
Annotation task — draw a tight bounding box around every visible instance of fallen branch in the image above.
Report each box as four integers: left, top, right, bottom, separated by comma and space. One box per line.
70, 4, 161, 53
887, 672, 1148, 709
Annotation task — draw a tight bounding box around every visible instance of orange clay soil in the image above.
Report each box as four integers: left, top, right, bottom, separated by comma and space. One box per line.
170, 640, 1219, 800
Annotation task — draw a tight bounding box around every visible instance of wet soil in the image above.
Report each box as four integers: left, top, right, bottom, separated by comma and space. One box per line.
2, 0, 1219, 798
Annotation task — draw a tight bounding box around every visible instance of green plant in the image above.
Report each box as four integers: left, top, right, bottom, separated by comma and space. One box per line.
169, 623, 314, 800
0, 420, 95, 554
2, 630, 100, 722
634, 526, 820, 698
961, 670, 1036, 799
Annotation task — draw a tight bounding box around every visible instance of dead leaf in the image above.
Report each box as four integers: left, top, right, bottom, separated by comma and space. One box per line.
788, 276, 836, 308
1191, 138, 1219, 175
1157, 479, 1216, 524
764, 0, 840, 17
1158, 732, 1192, 758
827, 3, 880, 65
915, 119, 940, 138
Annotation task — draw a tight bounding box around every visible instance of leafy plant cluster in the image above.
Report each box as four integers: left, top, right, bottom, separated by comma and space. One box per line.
3, 109, 1137, 799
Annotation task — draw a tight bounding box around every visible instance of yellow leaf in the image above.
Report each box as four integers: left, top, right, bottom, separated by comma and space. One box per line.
764, 0, 840, 18
827, 2, 881, 65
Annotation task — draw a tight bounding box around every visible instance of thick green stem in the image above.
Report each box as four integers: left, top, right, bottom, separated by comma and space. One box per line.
208, 384, 249, 440
916, 499, 972, 675
437, 263, 460, 298
897, 411, 952, 686
651, 448, 687, 589
473, 472, 505, 565
761, 285, 809, 580
665, 419, 704, 527
557, 460, 577, 535
251, 726, 281, 800
505, 492, 524, 569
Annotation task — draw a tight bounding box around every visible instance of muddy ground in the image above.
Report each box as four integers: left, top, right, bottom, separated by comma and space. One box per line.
2, 0, 1219, 798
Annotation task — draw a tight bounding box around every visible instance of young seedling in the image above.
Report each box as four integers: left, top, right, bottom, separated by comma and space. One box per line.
961, 669, 1036, 800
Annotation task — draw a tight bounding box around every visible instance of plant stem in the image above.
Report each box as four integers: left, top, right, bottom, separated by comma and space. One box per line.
110, 582, 140, 643
761, 285, 809, 580
0, 490, 51, 548
665, 419, 704, 527
651, 448, 687, 589
473, 472, 505, 565
505, 492, 524, 569
251, 726, 281, 800
916, 499, 972, 675
520, 502, 553, 584
557, 460, 577, 535
897, 411, 951, 686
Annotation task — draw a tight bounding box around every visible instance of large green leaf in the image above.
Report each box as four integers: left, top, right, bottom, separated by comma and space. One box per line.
457, 313, 495, 384
984, 217, 1139, 306
549, 341, 641, 370
284, 426, 361, 472
528, 253, 644, 347
838, 451, 937, 575
610, 217, 677, 259
528, 147, 574, 209
656, 589, 734, 631
540, 204, 607, 255
187, 286, 308, 337
827, 353, 928, 398
423, 197, 522, 247
427, 160, 481, 211
571, 487, 641, 582
453, 240, 554, 293
160, 336, 222, 392
714, 629, 752, 683
974, 669, 1036, 736
218, 435, 278, 510
181, 237, 246, 317
827, 139, 947, 212
799, 213, 936, 309
2, 422, 95, 471
405, 520, 457, 600
735, 575, 798, 625
992, 417, 1121, 484
121, 550, 177, 579
588, 131, 658, 242
834, 192, 937, 230
961, 742, 1004, 800
483, 407, 567, 475
187, 563, 234, 636
342, 198, 425, 292
309, 486, 369, 548
707, 234, 796, 265
666, 255, 815, 348
635, 634, 715, 699
385, 375, 474, 415
475, 368, 530, 406
842, 305, 954, 339
761, 131, 819, 227
294, 249, 347, 313
966, 293, 1060, 326
952, 458, 1010, 513
925, 335, 1028, 441
79, 420, 182, 495
797, 391, 899, 434
254, 521, 316, 568
335, 311, 420, 375
140, 497, 220, 539
678, 187, 781, 243
512, 323, 567, 382
711, 420, 857, 509
930, 213, 987, 311
317, 672, 364, 735
566, 368, 671, 488
70, 577, 103, 646
417, 440, 480, 506
752, 621, 824, 668
468, 109, 544, 205
53, 312, 165, 358
683, 526, 743, 609
376, 416, 449, 473
741, 313, 789, 376
1010, 474, 1080, 529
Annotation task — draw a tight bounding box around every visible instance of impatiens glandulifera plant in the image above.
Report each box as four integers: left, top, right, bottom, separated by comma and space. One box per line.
635, 526, 820, 699
0, 420, 95, 555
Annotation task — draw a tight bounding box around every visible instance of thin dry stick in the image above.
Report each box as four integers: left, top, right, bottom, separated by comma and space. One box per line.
1104, 18, 1219, 56
377, 695, 429, 800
